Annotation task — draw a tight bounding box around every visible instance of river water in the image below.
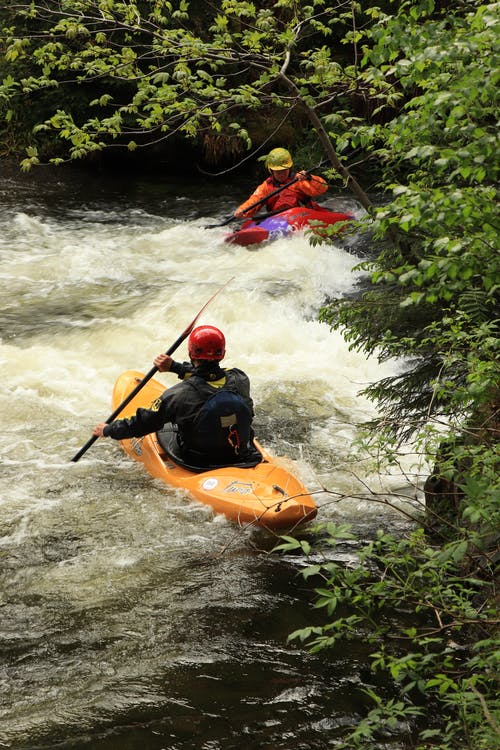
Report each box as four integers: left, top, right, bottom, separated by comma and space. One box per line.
0, 164, 421, 749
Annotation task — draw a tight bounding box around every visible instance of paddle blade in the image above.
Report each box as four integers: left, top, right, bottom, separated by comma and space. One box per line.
225, 226, 269, 246
70, 279, 233, 462
168, 278, 233, 352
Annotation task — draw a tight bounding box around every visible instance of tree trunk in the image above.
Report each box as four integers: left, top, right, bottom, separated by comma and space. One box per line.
279, 72, 374, 214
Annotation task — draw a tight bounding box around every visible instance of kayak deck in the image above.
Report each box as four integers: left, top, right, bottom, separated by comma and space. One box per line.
225, 206, 354, 246
111, 371, 318, 530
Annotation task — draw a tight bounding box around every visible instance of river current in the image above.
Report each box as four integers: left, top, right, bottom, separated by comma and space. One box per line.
0, 164, 421, 749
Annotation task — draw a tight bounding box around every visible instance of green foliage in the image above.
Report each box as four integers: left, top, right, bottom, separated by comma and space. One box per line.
280, 523, 500, 749
287, 3, 499, 748
0, 0, 364, 163
320, 1, 500, 438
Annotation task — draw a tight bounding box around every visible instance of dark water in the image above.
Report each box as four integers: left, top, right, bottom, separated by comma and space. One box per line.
0, 162, 419, 749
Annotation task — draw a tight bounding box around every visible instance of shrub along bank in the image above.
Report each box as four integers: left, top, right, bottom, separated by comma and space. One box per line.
283, 3, 499, 748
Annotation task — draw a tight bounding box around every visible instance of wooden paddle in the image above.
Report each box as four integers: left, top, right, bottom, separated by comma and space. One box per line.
70, 280, 232, 462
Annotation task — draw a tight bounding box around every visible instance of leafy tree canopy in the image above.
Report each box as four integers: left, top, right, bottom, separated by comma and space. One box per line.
0, 0, 370, 171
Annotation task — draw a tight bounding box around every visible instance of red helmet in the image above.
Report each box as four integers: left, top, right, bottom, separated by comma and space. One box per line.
188, 326, 226, 361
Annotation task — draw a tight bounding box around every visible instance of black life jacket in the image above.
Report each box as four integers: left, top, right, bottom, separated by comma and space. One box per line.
182, 376, 253, 464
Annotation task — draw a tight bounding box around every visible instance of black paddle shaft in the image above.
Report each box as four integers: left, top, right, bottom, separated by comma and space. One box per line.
204, 177, 299, 229
70, 282, 231, 463
204, 163, 324, 229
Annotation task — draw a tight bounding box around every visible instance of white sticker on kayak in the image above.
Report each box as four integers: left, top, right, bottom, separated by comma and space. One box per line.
202, 478, 218, 491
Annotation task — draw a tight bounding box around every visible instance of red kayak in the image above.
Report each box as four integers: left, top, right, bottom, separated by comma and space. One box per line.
225, 206, 354, 247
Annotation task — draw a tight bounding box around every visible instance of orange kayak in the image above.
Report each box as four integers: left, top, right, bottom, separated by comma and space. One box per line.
110, 371, 318, 530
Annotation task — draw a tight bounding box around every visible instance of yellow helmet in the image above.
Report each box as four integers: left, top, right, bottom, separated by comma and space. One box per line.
266, 147, 293, 170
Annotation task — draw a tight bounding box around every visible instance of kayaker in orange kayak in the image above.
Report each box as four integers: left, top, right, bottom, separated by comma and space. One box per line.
93, 326, 256, 467
234, 148, 328, 219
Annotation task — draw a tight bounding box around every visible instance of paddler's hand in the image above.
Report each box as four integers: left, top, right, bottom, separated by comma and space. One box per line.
92, 423, 108, 438
154, 353, 173, 372
234, 209, 245, 218
295, 170, 310, 181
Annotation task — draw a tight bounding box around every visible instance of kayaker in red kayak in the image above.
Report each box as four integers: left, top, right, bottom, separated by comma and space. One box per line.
234, 148, 328, 219
93, 326, 256, 467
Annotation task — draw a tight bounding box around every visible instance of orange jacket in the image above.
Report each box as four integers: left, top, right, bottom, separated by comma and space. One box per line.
236, 173, 328, 218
